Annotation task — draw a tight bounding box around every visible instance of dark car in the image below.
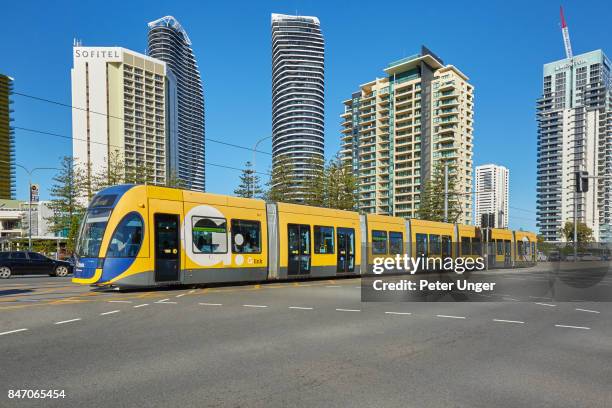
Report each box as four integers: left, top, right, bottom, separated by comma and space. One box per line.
0, 251, 73, 279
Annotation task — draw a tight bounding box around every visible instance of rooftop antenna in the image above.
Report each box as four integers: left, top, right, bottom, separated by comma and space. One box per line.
560, 6, 573, 59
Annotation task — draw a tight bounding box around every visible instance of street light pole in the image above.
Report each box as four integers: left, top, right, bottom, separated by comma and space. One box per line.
252, 136, 272, 198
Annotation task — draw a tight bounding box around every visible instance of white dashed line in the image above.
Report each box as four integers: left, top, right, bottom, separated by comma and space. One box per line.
133, 304, 149, 308
493, 319, 525, 324
289, 306, 313, 310
436, 315, 466, 319
107, 300, 132, 304
100, 310, 120, 316
325, 285, 341, 288
157, 298, 170, 303
176, 294, 186, 298
385, 312, 412, 316
0, 328, 28, 336
575, 308, 600, 314
199, 303, 223, 306
156, 300, 177, 304
189, 290, 196, 294
336, 308, 361, 312
555, 324, 590, 330
55, 318, 82, 325
535, 302, 557, 307
243, 304, 268, 308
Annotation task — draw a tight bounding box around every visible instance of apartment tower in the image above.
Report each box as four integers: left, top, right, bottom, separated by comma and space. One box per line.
340, 47, 474, 223
71, 46, 177, 190
148, 16, 205, 191
0, 74, 15, 199
475, 164, 509, 228
536, 50, 612, 242
271, 13, 325, 202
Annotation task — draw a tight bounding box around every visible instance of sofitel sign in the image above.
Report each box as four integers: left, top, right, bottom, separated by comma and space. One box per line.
74, 48, 121, 61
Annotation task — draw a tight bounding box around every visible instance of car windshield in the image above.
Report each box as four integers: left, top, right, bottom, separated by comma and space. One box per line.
76, 208, 112, 258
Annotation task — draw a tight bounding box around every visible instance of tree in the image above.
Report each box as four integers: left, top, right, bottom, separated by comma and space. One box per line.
47, 156, 87, 253
562, 221, 594, 244
92, 149, 125, 194
166, 169, 186, 189
234, 161, 263, 198
265, 155, 297, 203
302, 157, 326, 207
325, 154, 357, 211
125, 160, 156, 185
417, 161, 462, 222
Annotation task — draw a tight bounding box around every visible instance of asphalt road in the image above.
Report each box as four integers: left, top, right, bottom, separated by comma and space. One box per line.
1, 268, 611, 407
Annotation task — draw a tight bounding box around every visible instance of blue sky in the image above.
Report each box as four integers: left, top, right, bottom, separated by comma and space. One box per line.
1, 0, 609, 231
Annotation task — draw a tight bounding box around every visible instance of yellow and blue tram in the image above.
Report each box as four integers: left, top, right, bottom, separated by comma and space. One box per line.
72, 185, 537, 288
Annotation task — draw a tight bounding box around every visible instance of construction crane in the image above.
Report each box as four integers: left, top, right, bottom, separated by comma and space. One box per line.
560, 6, 573, 59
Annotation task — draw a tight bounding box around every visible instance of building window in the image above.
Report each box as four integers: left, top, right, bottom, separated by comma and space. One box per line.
314, 226, 334, 254
192, 216, 227, 254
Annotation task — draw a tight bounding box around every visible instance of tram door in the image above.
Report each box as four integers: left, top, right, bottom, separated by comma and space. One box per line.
337, 228, 355, 273
154, 214, 180, 282
288, 224, 310, 275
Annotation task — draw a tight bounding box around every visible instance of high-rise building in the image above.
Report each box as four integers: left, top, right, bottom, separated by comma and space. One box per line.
0, 74, 15, 200
71, 46, 177, 189
536, 49, 612, 242
148, 16, 205, 192
340, 47, 474, 223
475, 164, 509, 228
271, 13, 325, 202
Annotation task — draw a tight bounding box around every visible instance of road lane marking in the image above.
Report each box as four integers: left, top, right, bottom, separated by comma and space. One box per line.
493, 319, 525, 324
325, 285, 341, 288
243, 304, 268, 308
176, 294, 186, 298
385, 312, 412, 316
156, 301, 177, 304
535, 302, 557, 307
55, 318, 82, 325
336, 308, 360, 312
575, 308, 600, 314
199, 302, 223, 306
100, 310, 120, 315
555, 324, 590, 330
436, 315, 466, 319
133, 304, 149, 308
0, 328, 28, 336
189, 290, 196, 294
289, 306, 313, 310
107, 300, 132, 304
158, 298, 170, 303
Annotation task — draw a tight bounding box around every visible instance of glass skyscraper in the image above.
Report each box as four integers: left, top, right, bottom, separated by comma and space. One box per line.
0, 74, 15, 200
148, 16, 205, 191
271, 13, 325, 202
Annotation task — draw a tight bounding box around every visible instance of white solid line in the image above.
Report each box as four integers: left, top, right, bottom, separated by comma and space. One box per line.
436, 314, 466, 319
55, 318, 82, 325
158, 298, 170, 303
0, 328, 28, 336
176, 294, 185, 298
336, 308, 361, 312
493, 319, 525, 324
199, 302, 222, 306
535, 302, 557, 307
243, 304, 268, 308
107, 300, 132, 304
555, 324, 590, 330
325, 285, 341, 288
385, 311, 412, 315
156, 301, 177, 304
133, 304, 149, 308
289, 306, 313, 310
100, 310, 120, 315
575, 308, 600, 314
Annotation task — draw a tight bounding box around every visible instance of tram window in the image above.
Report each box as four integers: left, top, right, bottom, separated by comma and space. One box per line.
192, 216, 227, 254
314, 226, 334, 254
429, 235, 441, 256
460, 237, 471, 256
472, 237, 481, 256
505, 240, 511, 256
416, 233, 428, 256
231, 220, 261, 254
90, 194, 117, 208
496, 240, 504, 255
517, 241, 524, 256
372, 230, 387, 255
389, 232, 403, 254
107, 212, 144, 258
442, 235, 452, 258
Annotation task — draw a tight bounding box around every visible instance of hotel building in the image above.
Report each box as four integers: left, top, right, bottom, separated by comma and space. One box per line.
340, 47, 474, 223
148, 16, 206, 191
536, 50, 612, 242
0, 74, 15, 200
71, 46, 177, 189
271, 13, 325, 201
475, 164, 509, 228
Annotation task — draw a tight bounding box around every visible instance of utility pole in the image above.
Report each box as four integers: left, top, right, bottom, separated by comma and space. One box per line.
443, 162, 449, 222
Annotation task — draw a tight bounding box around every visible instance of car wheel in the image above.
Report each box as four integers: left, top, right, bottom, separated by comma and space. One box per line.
54, 266, 69, 277
0, 266, 11, 279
